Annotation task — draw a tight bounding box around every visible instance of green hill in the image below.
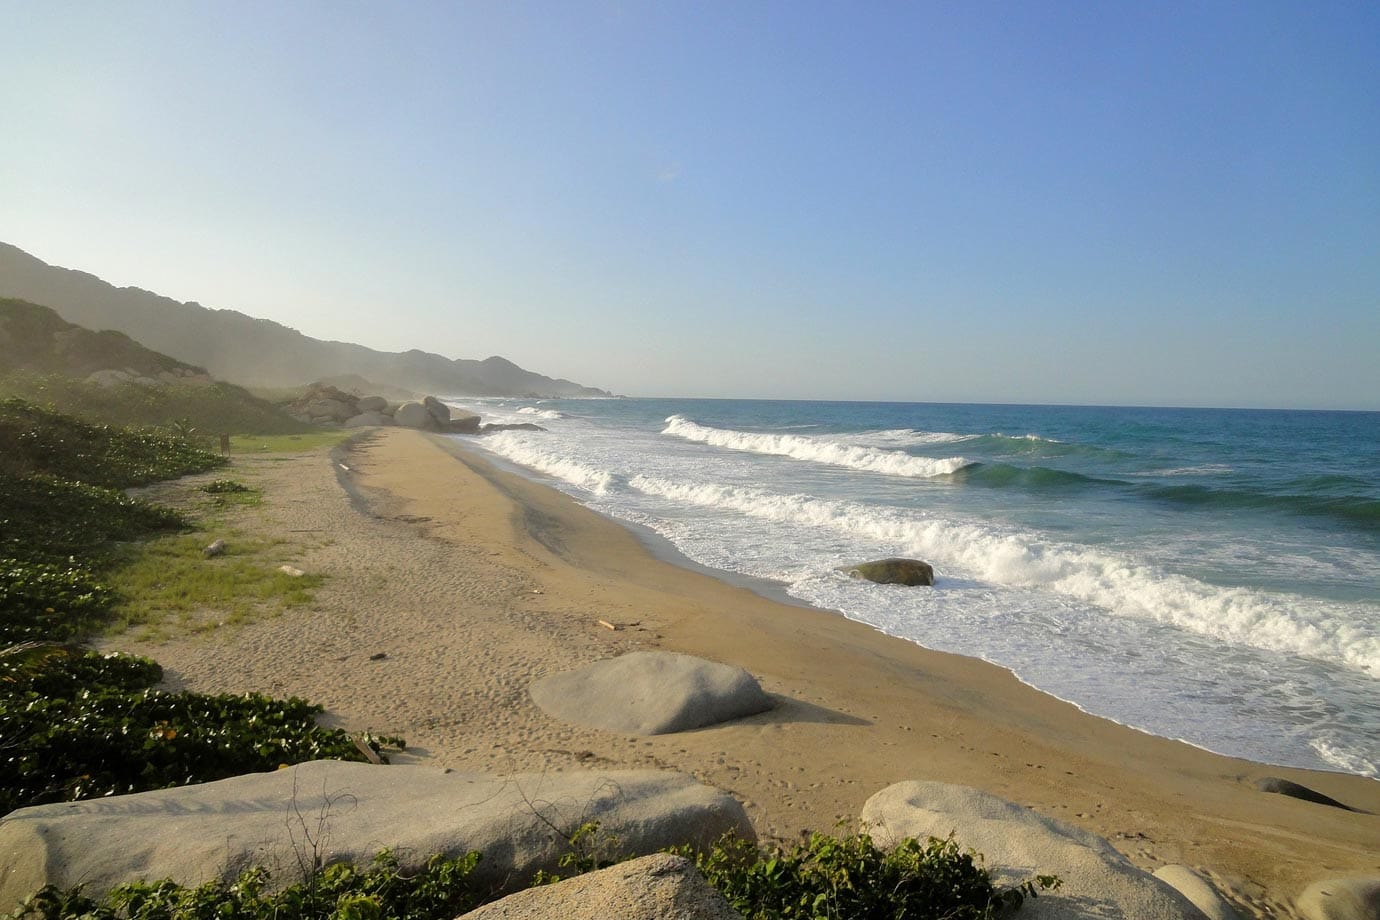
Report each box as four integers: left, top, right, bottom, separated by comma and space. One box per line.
0, 242, 611, 397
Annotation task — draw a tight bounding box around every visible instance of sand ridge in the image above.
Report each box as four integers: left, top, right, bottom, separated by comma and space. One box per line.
107, 428, 1380, 914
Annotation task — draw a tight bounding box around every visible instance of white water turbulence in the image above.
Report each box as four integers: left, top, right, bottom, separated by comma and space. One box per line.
458, 397, 1380, 779
663, 415, 970, 478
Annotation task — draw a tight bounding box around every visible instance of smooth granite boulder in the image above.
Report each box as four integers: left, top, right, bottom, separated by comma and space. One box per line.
356, 395, 388, 413
1297, 879, 1380, 920
447, 410, 482, 433
394, 401, 437, 430
1153, 866, 1241, 920
459, 853, 744, 920
530, 652, 773, 736
0, 761, 752, 912
860, 782, 1204, 920
423, 395, 451, 423
845, 558, 935, 587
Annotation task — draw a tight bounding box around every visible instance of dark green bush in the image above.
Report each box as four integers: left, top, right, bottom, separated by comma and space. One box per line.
0, 397, 225, 487
0, 558, 116, 643
0, 650, 404, 815
0, 473, 187, 564
675, 830, 1055, 920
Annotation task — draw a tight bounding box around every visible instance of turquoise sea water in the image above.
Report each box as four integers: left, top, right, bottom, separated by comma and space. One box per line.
452, 398, 1380, 778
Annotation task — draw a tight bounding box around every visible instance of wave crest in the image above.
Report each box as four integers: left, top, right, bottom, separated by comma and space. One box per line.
663, 416, 969, 478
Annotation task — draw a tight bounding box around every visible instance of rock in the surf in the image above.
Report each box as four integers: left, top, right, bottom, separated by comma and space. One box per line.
530, 651, 773, 735
1296, 878, 1380, 920
860, 781, 1204, 920
0, 760, 753, 912
844, 558, 935, 587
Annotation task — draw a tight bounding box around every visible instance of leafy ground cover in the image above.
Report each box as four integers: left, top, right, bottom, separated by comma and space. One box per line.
8, 828, 1053, 920
0, 398, 397, 819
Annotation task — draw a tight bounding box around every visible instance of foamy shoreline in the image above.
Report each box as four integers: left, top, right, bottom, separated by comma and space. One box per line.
107, 428, 1380, 912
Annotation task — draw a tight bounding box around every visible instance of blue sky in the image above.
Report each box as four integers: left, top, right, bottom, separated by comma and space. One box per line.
3, 2, 1377, 408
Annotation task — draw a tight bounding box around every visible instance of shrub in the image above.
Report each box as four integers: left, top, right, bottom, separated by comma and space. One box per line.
0, 397, 226, 487
0, 473, 187, 565
0, 559, 116, 643
0, 650, 404, 815
674, 830, 1057, 920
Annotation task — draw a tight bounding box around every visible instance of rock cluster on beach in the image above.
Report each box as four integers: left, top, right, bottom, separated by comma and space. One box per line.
283, 383, 480, 432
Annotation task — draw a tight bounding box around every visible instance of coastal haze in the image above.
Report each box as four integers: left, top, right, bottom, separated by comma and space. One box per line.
3, 4, 1378, 409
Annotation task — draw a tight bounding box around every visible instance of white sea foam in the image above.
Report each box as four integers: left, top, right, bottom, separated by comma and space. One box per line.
481, 431, 615, 495
518, 406, 565, 420
1309, 736, 1378, 777
853, 428, 973, 446
626, 475, 1380, 677
662, 416, 969, 478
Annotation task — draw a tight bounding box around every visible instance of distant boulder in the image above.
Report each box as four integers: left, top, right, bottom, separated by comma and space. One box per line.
423, 395, 451, 423
531, 651, 773, 735
844, 558, 934, 587
356, 395, 388, 413
394, 401, 437, 430
481, 422, 545, 433
446, 410, 482, 433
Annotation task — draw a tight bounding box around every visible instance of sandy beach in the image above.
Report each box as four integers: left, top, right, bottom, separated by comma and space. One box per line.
108, 428, 1380, 915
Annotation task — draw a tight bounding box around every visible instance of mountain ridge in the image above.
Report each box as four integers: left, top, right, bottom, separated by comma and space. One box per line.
0, 242, 610, 398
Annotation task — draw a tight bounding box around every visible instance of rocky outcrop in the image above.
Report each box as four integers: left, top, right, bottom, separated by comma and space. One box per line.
1153, 867, 1240, 920
844, 558, 935, 586
860, 782, 1204, 920
394, 401, 437, 429
344, 411, 395, 428
0, 761, 752, 912
356, 395, 388, 413
530, 652, 773, 736
458, 853, 744, 920
1297, 879, 1380, 920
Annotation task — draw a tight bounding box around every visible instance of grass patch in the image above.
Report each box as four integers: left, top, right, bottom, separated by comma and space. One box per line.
105, 532, 322, 636
228, 430, 353, 454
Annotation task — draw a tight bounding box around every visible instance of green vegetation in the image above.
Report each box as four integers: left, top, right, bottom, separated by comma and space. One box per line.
0, 649, 402, 816
676, 830, 1057, 920
0, 398, 399, 819
0, 399, 225, 487
9, 829, 1055, 920
0, 372, 311, 436
106, 532, 321, 635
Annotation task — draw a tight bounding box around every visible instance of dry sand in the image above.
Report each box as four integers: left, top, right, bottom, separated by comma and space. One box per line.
108, 427, 1380, 915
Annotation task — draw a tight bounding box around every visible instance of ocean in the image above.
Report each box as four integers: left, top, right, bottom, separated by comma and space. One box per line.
449, 397, 1380, 779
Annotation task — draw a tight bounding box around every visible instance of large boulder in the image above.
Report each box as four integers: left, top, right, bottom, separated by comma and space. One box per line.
356, 395, 388, 413
447, 410, 483, 433
306, 398, 355, 422
394, 401, 437, 430
459, 853, 744, 920
844, 558, 934, 587
1297, 879, 1380, 920
530, 652, 773, 736
423, 395, 451, 424
0, 761, 752, 912
860, 782, 1204, 920
1153, 866, 1241, 920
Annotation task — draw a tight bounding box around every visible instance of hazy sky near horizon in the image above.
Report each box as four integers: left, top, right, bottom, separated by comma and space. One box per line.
3, 3, 1377, 409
